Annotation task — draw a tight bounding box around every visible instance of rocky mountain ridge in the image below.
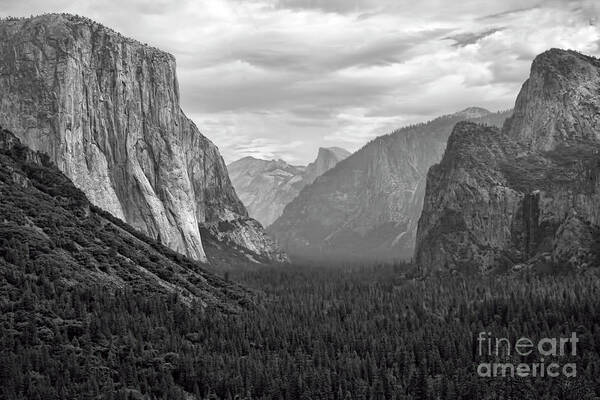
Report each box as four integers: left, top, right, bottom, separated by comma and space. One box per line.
415, 49, 600, 273
269, 107, 512, 263
227, 147, 350, 226
0, 13, 285, 264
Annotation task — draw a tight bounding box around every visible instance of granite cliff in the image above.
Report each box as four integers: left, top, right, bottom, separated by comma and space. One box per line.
269, 108, 511, 263
415, 49, 600, 273
302, 147, 351, 186
0, 14, 285, 263
227, 147, 349, 226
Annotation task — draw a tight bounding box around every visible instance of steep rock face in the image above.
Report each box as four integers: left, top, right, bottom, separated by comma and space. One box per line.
0, 14, 283, 263
415, 49, 600, 273
302, 147, 351, 186
270, 108, 511, 263
552, 214, 598, 269
227, 147, 349, 226
505, 49, 600, 150
414, 122, 527, 272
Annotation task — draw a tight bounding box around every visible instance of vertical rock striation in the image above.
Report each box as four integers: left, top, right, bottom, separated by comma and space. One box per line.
0, 14, 284, 263
415, 49, 600, 273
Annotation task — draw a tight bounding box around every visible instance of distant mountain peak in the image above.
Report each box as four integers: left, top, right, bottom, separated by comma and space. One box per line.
533, 48, 598, 65
317, 146, 351, 160
454, 107, 491, 119
239, 155, 260, 161
304, 146, 351, 184
228, 146, 350, 226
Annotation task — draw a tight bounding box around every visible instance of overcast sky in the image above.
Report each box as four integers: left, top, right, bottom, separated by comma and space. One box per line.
1, 0, 600, 164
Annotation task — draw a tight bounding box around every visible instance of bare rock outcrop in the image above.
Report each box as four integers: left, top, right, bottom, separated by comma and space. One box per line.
0, 14, 285, 263
302, 147, 351, 186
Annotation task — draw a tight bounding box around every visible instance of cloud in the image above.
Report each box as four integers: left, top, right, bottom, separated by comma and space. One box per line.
230, 137, 305, 162
0, 0, 599, 163
445, 28, 505, 47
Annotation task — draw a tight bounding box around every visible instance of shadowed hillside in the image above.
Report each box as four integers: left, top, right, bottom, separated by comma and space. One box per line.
0, 127, 252, 311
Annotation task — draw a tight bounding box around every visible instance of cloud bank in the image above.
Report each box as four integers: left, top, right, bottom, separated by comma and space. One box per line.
1, 0, 599, 163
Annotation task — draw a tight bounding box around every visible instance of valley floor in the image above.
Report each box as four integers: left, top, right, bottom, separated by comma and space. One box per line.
2, 262, 600, 399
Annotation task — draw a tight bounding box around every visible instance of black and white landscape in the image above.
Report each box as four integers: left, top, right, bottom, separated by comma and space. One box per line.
1, 2, 600, 399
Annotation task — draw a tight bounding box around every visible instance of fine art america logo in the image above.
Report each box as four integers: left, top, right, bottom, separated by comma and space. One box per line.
476, 332, 579, 378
